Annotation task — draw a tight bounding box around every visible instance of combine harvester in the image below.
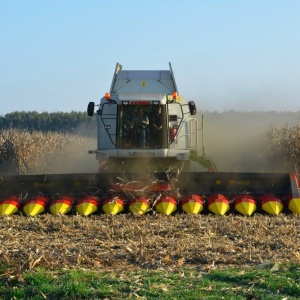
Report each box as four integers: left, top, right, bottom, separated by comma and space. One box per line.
0, 63, 300, 216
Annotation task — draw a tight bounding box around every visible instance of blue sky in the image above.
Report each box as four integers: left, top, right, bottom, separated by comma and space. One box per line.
1, 0, 299, 115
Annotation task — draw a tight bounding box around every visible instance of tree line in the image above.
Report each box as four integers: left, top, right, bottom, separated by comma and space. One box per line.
0, 111, 96, 133
1, 109, 299, 134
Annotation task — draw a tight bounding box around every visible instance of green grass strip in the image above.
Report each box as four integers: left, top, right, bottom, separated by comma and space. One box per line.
1, 264, 300, 299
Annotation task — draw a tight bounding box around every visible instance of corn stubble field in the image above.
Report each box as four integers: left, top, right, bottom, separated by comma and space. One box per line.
1, 214, 300, 276
0, 126, 300, 276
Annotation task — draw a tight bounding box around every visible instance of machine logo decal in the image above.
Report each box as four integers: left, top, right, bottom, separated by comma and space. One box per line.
129, 152, 155, 157
130, 101, 150, 105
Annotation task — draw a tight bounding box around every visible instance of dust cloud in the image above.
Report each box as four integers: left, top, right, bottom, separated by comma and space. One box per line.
197, 111, 300, 173
46, 111, 300, 174
44, 126, 99, 174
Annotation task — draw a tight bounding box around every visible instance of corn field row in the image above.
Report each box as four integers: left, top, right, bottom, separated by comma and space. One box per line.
0, 129, 95, 175
265, 124, 300, 174
0, 125, 299, 175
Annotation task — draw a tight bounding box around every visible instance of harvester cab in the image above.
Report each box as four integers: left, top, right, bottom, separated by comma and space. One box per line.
87, 63, 215, 172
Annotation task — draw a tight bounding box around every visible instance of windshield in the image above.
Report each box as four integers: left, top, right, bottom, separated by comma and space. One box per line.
117, 104, 167, 149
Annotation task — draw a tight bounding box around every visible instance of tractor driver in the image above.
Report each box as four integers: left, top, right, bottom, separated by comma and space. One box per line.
133, 107, 149, 148
150, 106, 163, 148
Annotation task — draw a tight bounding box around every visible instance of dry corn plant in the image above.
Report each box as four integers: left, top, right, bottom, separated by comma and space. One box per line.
265, 124, 300, 174
0, 129, 96, 175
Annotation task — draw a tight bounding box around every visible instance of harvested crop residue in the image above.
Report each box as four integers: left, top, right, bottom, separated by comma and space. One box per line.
1, 213, 300, 277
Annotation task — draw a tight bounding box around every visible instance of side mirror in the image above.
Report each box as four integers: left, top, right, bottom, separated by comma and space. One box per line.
87, 102, 95, 116
188, 101, 197, 115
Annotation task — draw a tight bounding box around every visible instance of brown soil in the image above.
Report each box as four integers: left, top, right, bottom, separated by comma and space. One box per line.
1, 213, 300, 277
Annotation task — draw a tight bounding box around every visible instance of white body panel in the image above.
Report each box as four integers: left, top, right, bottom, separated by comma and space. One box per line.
95, 149, 190, 160
111, 70, 177, 95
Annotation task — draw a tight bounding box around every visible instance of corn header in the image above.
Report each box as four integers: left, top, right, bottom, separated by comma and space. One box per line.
0, 63, 299, 216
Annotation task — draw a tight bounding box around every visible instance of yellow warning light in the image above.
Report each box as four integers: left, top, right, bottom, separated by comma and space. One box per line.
105, 93, 111, 100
